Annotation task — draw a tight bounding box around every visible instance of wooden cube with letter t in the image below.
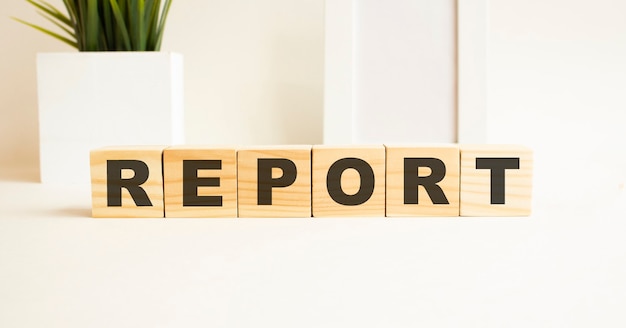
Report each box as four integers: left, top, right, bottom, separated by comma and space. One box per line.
237, 146, 312, 217
460, 145, 533, 216
312, 145, 386, 217
90, 146, 166, 218
163, 146, 237, 218
385, 144, 460, 216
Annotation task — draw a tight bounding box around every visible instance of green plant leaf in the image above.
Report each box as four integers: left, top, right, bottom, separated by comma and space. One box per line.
38, 12, 76, 39
137, 0, 147, 51
100, 1, 115, 50
61, 0, 80, 48
76, 0, 87, 49
62, 0, 77, 23
108, 0, 132, 50
17, 0, 172, 51
12, 17, 78, 49
84, 0, 100, 51
144, 0, 159, 48
154, 0, 171, 51
25, 0, 73, 27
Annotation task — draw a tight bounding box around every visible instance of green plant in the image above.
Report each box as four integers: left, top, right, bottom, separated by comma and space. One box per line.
14, 0, 172, 51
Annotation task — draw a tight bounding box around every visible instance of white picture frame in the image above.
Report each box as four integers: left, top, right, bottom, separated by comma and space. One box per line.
324, 0, 487, 144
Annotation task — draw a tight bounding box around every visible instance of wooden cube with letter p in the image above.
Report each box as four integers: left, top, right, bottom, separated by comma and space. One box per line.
312, 145, 385, 217
90, 146, 166, 218
237, 146, 312, 217
460, 145, 533, 216
385, 144, 460, 216
163, 146, 237, 218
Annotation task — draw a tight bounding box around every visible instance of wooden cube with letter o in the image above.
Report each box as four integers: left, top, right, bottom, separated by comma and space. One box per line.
312, 145, 386, 217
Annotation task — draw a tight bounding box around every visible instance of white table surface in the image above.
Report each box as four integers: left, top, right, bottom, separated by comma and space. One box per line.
1, 166, 625, 328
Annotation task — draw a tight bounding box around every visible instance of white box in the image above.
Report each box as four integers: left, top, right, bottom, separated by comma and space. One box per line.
37, 52, 184, 185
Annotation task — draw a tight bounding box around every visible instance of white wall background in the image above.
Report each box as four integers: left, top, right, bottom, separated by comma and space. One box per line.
481, 3, 626, 323
0, 0, 324, 170
355, 0, 456, 143
486, 0, 626, 206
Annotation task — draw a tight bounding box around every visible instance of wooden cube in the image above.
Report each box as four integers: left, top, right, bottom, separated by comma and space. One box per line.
460, 145, 533, 216
385, 144, 460, 216
237, 146, 312, 217
312, 145, 385, 217
163, 146, 237, 218
90, 146, 165, 218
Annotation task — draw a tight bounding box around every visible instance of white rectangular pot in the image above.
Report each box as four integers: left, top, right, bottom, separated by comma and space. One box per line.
37, 52, 184, 185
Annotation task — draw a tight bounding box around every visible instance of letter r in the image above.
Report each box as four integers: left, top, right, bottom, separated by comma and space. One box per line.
107, 160, 153, 207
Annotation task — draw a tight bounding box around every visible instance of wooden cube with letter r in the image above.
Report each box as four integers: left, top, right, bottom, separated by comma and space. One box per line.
386, 144, 460, 216
237, 146, 312, 217
163, 146, 237, 218
90, 146, 166, 218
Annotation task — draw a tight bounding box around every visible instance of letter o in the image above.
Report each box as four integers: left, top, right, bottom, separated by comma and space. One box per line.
326, 158, 375, 206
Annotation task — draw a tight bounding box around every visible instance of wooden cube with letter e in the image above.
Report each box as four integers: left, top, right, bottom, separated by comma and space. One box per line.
386, 144, 460, 216
163, 146, 237, 218
90, 146, 166, 218
312, 145, 385, 217
460, 145, 533, 216
237, 146, 312, 217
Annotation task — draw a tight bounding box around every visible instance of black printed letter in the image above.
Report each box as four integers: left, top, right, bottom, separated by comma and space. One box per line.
326, 158, 375, 206
183, 160, 222, 207
257, 159, 298, 205
475, 158, 520, 204
107, 160, 152, 207
404, 158, 449, 205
